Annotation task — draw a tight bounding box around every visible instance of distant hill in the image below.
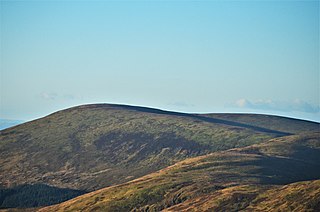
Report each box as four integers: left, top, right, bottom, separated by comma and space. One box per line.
203, 113, 320, 134
40, 132, 320, 211
201, 113, 319, 134
0, 104, 319, 209
0, 119, 24, 130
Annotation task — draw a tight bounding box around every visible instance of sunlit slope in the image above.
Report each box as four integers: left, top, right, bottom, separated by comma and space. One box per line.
0, 104, 300, 191
165, 180, 320, 212
39, 132, 320, 211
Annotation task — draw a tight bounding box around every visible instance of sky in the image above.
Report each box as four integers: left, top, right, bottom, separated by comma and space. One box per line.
0, 1, 319, 122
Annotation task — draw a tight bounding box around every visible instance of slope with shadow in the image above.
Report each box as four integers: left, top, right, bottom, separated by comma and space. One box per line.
0, 104, 318, 209
164, 180, 320, 212
202, 113, 319, 134
39, 132, 320, 211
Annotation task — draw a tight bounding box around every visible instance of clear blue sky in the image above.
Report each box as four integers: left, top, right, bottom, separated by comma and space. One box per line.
1, 1, 319, 122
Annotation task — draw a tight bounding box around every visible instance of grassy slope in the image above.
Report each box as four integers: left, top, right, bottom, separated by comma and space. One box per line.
165, 180, 320, 212
39, 132, 320, 211
1, 104, 306, 191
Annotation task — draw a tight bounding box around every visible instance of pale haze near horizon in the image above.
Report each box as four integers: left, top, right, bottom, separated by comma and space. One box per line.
0, 1, 319, 122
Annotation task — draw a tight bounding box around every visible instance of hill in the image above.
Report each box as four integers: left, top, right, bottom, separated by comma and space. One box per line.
40, 132, 320, 211
0, 104, 319, 208
201, 113, 319, 134
164, 179, 320, 212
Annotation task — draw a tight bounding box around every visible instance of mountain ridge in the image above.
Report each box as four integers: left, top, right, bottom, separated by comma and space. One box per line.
4, 103, 318, 132
0, 104, 319, 209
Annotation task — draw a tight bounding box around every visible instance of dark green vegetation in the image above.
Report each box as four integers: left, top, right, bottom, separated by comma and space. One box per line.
40, 133, 320, 211
0, 184, 85, 209
0, 104, 319, 210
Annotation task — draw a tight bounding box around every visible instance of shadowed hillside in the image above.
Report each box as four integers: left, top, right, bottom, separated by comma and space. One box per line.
203, 113, 319, 134
39, 132, 320, 211
0, 104, 319, 209
0, 184, 85, 209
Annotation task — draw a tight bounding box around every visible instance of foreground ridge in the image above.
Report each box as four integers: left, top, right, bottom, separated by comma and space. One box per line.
40, 132, 320, 211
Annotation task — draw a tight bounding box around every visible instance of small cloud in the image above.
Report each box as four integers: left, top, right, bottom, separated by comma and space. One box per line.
40, 92, 58, 100
235, 99, 248, 107
40, 93, 83, 101
232, 98, 319, 113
